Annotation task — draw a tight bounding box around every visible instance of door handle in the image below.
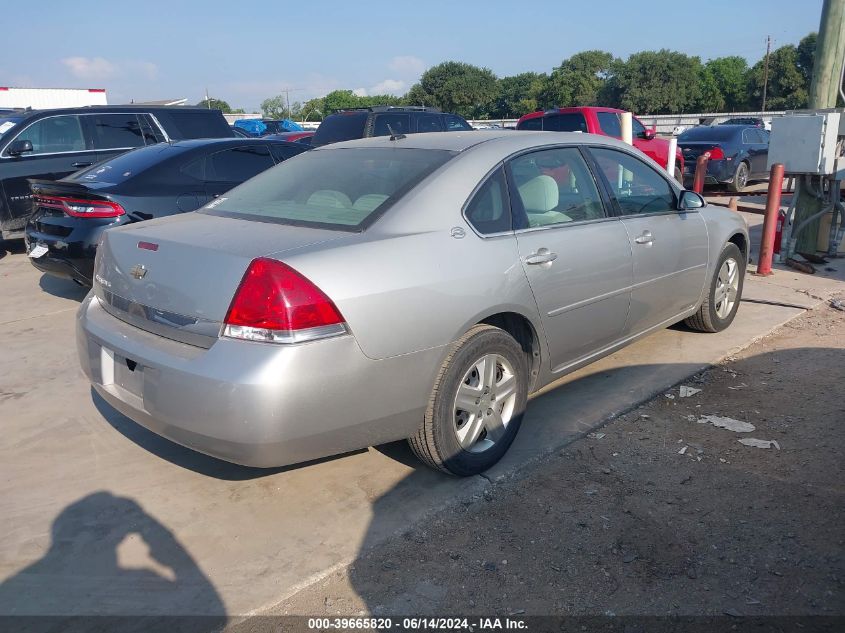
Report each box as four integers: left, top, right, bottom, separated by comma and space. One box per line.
72, 162, 93, 168
635, 230, 654, 245
524, 250, 558, 265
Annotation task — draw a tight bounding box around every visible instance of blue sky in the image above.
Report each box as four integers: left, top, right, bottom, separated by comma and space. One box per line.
2, 0, 823, 112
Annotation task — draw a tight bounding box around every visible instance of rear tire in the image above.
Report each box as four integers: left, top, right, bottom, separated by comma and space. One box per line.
409, 325, 528, 476
685, 243, 744, 333
728, 161, 749, 193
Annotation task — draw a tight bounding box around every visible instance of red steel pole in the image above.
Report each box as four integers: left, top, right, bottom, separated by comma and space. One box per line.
756, 163, 785, 276
692, 153, 709, 194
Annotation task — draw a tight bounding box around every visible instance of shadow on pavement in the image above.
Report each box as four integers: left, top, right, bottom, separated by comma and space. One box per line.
38, 273, 89, 302
0, 239, 26, 261
91, 389, 366, 481
0, 492, 226, 632
337, 345, 845, 620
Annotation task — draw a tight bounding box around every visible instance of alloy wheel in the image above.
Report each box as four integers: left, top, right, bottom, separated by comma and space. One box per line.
714, 257, 740, 319
453, 354, 518, 453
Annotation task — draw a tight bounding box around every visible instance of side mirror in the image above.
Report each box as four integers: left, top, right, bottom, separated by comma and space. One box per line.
640, 128, 656, 140
8, 139, 33, 156
679, 190, 705, 211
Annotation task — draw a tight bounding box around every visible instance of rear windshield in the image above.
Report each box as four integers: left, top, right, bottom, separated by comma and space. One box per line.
542, 113, 588, 132
678, 126, 739, 142
154, 109, 235, 139
68, 143, 175, 184
311, 113, 368, 146
200, 147, 454, 231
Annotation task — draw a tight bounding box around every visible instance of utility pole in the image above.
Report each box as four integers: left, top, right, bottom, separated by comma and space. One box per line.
761, 36, 771, 111
205, 87, 211, 109
792, 0, 845, 254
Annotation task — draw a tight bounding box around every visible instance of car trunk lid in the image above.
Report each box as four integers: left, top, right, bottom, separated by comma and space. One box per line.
678, 141, 723, 162
94, 212, 351, 347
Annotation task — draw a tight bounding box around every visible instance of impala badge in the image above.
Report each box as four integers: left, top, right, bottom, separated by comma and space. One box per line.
130, 264, 147, 280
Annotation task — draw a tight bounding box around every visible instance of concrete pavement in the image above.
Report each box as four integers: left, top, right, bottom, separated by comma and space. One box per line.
1, 212, 842, 618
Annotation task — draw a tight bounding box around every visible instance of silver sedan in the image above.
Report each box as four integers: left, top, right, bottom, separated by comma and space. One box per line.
77, 131, 748, 476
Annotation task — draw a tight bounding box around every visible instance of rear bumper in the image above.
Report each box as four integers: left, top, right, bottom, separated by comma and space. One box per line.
682, 159, 735, 186
25, 218, 116, 286
77, 294, 442, 467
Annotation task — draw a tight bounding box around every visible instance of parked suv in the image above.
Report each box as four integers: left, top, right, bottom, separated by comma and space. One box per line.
0, 106, 235, 239
311, 106, 473, 147
516, 107, 684, 182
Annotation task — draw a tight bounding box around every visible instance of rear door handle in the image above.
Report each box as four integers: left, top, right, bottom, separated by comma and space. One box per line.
72, 162, 92, 168
635, 230, 654, 245
524, 250, 558, 265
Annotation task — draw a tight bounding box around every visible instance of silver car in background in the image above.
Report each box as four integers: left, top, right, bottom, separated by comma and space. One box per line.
77, 131, 748, 476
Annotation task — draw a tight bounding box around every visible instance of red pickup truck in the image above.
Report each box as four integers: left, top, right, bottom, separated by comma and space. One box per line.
516, 107, 684, 182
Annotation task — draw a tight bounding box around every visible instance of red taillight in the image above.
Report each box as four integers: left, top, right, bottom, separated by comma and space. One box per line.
36, 195, 125, 219
223, 258, 346, 344
706, 147, 725, 160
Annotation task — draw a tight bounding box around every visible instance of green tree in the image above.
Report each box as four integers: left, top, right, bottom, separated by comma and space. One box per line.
705, 56, 749, 111
405, 61, 498, 118
746, 44, 808, 110
696, 65, 725, 111
796, 32, 817, 88
541, 50, 614, 108
491, 72, 547, 118
605, 50, 703, 114
196, 97, 235, 113
260, 95, 289, 119
301, 97, 325, 121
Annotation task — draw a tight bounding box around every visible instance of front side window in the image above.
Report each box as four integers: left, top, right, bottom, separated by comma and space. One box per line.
632, 117, 646, 136
596, 112, 622, 137
464, 167, 511, 234
12, 115, 85, 155
372, 113, 410, 137
201, 147, 454, 230
508, 147, 604, 228
91, 114, 145, 150
590, 147, 675, 216
444, 114, 472, 131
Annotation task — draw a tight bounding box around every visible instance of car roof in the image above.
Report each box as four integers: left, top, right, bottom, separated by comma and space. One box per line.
314, 129, 634, 154
162, 137, 298, 149
13, 105, 225, 119
519, 106, 627, 121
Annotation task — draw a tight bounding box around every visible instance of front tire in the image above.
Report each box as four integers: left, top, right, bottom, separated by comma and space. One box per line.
409, 324, 528, 476
685, 242, 744, 333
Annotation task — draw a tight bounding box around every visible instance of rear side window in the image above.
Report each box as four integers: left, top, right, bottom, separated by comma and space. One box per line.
202, 147, 454, 230
465, 167, 511, 234
372, 113, 411, 137
207, 145, 275, 182
517, 117, 543, 131
311, 113, 368, 146
140, 114, 166, 144
11, 115, 86, 155
542, 113, 588, 133
416, 113, 444, 133
444, 114, 472, 131
596, 112, 622, 137
90, 114, 145, 150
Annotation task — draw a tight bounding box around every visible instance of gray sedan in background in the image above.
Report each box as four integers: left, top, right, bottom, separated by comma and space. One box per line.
77, 131, 748, 476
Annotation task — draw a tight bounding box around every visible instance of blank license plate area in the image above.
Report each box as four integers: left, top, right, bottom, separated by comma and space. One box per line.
101, 346, 143, 397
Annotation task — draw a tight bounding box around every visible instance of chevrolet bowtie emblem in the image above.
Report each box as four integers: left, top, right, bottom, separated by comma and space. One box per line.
130, 264, 147, 280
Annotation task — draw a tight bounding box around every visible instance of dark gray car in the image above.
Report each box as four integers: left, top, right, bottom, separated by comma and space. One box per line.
678, 124, 770, 192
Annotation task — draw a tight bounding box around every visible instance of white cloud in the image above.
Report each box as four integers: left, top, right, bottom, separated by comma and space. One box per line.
352, 87, 368, 97
388, 55, 425, 76
60, 57, 158, 82
370, 79, 407, 95
61, 57, 118, 80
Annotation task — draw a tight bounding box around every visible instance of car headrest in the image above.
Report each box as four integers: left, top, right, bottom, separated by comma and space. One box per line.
518, 175, 558, 213
307, 190, 352, 209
